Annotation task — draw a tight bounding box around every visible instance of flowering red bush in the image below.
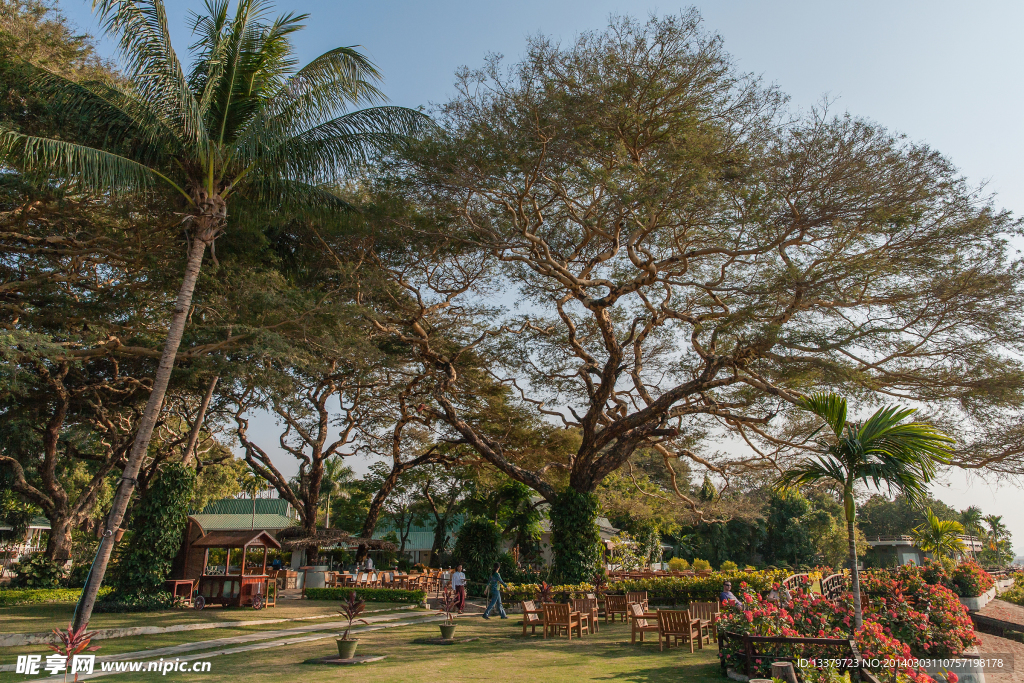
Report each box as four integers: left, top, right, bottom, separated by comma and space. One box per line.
717, 567, 978, 682
950, 561, 994, 598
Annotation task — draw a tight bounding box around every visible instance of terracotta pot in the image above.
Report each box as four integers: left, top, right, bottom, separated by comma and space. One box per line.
336, 638, 358, 659
439, 623, 457, 640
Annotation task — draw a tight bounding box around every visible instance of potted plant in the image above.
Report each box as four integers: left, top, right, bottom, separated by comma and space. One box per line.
336, 592, 368, 659
436, 586, 459, 640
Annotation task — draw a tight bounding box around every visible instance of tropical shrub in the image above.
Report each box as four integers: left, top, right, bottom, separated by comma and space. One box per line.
0, 587, 113, 606
668, 557, 690, 571
950, 561, 994, 598
498, 552, 544, 585
10, 554, 66, 588
303, 587, 426, 604
94, 590, 184, 613
453, 517, 502, 582
692, 558, 712, 571
1000, 572, 1024, 607
720, 560, 738, 572
115, 464, 196, 595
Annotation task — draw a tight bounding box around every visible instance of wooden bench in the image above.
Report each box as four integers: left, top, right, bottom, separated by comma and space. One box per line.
689, 601, 719, 639
626, 591, 649, 611
658, 609, 703, 652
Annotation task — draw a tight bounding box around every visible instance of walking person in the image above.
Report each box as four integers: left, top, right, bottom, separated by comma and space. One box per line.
482, 562, 508, 619
451, 564, 467, 614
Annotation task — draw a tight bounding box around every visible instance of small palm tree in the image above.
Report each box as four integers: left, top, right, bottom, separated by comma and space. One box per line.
319, 456, 355, 529
6, 0, 427, 630
913, 508, 966, 560
959, 506, 983, 560
778, 392, 953, 629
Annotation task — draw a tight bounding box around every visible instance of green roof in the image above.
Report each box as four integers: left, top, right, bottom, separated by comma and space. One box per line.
198, 498, 294, 517
190, 513, 296, 532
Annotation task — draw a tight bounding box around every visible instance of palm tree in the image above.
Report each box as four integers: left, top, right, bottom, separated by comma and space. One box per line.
778, 392, 953, 629
2, 0, 426, 629
959, 506, 984, 561
319, 456, 354, 529
913, 508, 966, 560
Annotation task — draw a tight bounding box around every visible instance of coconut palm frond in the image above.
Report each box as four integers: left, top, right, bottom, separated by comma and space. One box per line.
798, 392, 847, 438
93, 0, 207, 146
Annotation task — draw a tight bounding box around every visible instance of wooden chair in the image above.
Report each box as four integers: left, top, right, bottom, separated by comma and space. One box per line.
689, 601, 719, 639
573, 598, 600, 634
354, 572, 369, 587
605, 595, 629, 623
626, 591, 649, 611
542, 603, 588, 639
522, 599, 544, 636
657, 609, 704, 652
628, 603, 660, 645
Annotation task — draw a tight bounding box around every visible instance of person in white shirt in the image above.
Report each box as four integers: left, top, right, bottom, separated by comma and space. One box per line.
451, 564, 467, 614
363, 556, 374, 571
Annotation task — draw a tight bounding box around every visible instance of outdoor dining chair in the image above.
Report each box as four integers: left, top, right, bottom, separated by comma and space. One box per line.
521, 599, 544, 636
628, 603, 660, 645
605, 595, 629, 623
542, 603, 589, 639
573, 598, 600, 634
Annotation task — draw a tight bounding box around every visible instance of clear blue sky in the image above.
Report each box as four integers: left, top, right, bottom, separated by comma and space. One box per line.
57, 1, 1024, 550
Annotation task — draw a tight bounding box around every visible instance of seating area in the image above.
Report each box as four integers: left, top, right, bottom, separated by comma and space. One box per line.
522, 590, 721, 655
325, 568, 451, 595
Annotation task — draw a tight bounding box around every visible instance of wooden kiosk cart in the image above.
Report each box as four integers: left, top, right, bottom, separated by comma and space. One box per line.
191, 530, 280, 610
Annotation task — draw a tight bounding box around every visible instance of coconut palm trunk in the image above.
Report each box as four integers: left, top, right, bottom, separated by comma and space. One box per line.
75, 235, 210, 629
846, 513, 863, 630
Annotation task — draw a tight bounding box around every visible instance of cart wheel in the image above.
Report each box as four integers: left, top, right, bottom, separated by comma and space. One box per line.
193, 595, 206, 611
251, 594, 264, 610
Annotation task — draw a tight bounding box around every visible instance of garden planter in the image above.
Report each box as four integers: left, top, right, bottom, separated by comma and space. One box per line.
336, 638, 358, 659
439, 623, 457, 640
958, 587, 996, 611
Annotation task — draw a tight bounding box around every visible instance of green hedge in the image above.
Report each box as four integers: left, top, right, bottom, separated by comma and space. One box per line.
303, 587, 426, 604
611, 570, 788, 604
0, 586, 114, 606
502, 570, 790, 606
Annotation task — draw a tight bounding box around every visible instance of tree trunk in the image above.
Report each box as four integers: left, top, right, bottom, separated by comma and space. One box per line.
847, 515, 863, 630
550, 488, 602, 585
182, 375, 219, 468
359, 465, 403, 539
46, 516, 75, 565
74, 235, 208, 631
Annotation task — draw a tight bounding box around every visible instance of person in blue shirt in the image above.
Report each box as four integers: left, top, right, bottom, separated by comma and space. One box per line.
482, 563, 508, 619
720, 580, 740, 606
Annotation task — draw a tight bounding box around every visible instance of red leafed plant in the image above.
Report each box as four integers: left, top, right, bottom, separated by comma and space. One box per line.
337, 592, 368, 641
436, 586, 459, 624
49, 622, 100, 682
536, 581, 554, 603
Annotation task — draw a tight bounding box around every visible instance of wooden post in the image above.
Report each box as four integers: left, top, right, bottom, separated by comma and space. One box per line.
772, 662, 798, 683
744, 634, 753, 676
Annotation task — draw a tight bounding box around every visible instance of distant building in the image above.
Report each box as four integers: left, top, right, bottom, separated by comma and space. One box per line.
866, 534, 984, 567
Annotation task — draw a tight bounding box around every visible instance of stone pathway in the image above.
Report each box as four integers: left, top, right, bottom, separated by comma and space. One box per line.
24, 612, 447, 681
0, 609, 437, 674
977, 599, 1024, 626
975, 631, 1024, 683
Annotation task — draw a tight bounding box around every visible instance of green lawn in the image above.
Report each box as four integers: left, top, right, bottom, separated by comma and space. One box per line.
1, 616, 719, 683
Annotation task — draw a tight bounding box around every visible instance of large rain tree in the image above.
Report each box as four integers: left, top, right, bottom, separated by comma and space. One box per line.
778, 392, 953, 630
377, 12, 1024, 583
0, 0, 424, 627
